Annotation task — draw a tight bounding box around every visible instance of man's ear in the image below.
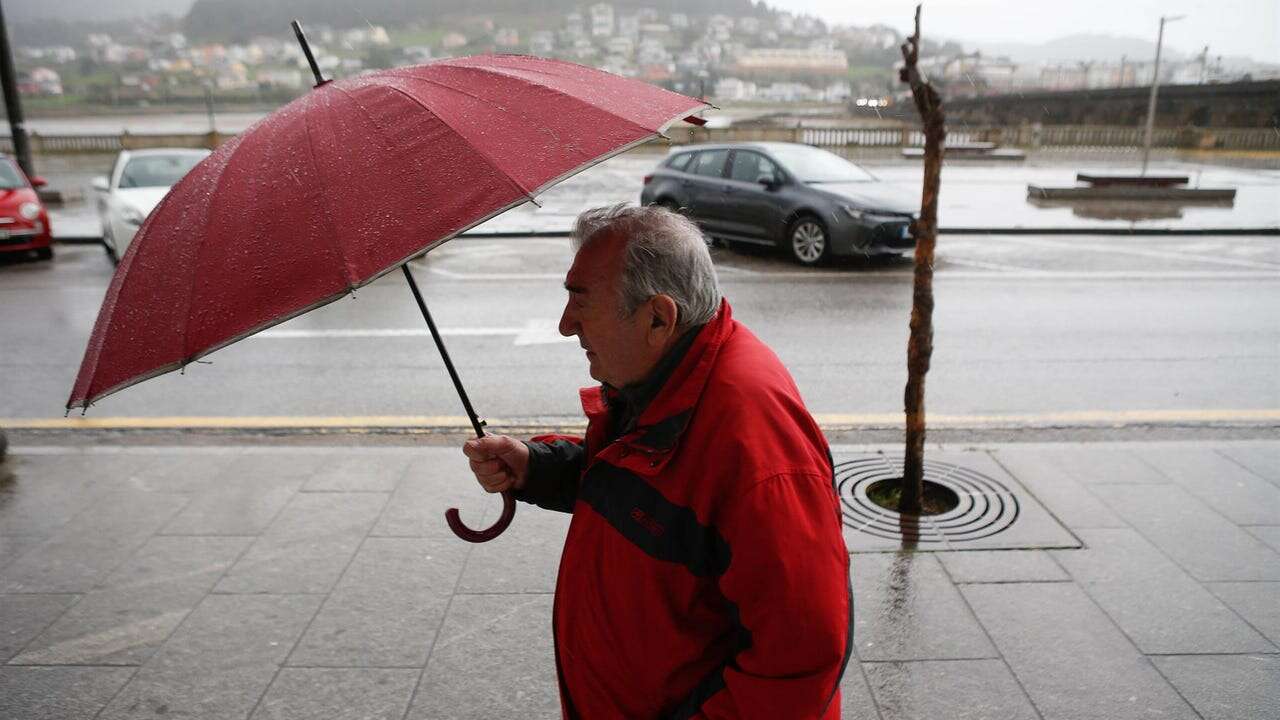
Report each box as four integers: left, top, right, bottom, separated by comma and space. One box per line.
648, 295, 679, 344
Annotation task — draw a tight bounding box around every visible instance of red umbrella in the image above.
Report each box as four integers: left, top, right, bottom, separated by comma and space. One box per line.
67, 23, 709, 542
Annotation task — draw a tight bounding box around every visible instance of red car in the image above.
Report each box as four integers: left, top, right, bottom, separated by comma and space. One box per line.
0, 155, 53, 260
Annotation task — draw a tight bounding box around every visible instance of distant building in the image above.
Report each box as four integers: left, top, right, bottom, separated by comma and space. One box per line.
529, 31, 555, 56
19, 67, 62, 95
441, 33, 468, 49
734, 48, 848, 76
494, 28, 520, 48
256, 68, 303, 89
670, 13, 689, 30
618, 15, 640, 40
606, 36, 634, 57
714, 77, 757, 101
590, 3, 615, 37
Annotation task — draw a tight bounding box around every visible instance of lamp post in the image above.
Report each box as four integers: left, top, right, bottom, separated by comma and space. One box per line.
1141, 14, 1185, 174
0, 0, 34, 178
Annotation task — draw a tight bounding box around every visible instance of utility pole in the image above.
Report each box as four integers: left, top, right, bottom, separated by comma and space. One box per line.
0, 0, 34, 178
1141, 14, 1184, 175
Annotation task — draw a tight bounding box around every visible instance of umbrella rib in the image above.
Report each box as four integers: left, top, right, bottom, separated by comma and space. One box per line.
300, 96, 359, 291
385, 63, 684, 137
341, 80, 542, 205
378, 65, 660, 137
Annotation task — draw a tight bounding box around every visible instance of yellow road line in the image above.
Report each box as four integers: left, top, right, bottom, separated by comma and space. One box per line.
3, 409, 1278, 431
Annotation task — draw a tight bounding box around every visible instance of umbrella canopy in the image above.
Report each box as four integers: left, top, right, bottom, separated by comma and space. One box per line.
68, 54, 708, 409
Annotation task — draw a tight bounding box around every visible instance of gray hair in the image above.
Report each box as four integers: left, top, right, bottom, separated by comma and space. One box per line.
572, 204, 721, 328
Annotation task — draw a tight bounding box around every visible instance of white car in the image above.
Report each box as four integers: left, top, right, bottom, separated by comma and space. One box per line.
93, 148, 210, 263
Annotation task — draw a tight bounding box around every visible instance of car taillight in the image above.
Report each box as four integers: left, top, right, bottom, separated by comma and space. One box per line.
643, 174, 653, 185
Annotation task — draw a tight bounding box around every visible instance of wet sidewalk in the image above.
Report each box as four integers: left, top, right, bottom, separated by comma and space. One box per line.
1, 440, 1277, 719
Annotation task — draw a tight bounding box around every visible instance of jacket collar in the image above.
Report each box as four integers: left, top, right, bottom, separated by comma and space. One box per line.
580, 299, 735, 461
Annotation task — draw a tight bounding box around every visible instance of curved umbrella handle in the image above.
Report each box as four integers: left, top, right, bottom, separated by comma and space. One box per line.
446, 491, 516, 543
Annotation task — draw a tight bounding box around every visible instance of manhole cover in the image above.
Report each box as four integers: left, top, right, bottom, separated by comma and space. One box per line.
836, 455, 1020, 543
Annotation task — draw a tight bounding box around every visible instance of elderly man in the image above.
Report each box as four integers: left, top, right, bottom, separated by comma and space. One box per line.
463, 205, 851, 718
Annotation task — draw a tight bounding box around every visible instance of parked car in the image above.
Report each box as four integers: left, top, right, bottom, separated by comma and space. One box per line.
93, 148, 210, 264
640, 142, 918, 265
0, 155, 53, 261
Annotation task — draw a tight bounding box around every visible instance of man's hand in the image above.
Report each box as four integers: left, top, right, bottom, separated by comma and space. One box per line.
462, 435, 530, 494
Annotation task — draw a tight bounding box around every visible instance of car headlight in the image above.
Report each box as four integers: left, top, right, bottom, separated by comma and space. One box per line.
841, 204, 868, 221
19, 202, 40, 220
122, 206, 146, 226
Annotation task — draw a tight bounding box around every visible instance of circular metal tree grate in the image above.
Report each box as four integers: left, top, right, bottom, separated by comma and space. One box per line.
836, 455, 1020, 543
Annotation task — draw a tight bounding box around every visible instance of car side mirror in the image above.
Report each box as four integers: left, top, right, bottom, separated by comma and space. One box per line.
30, 175, 48, 188
91, 176, 109, 192
757, 173, 780, 189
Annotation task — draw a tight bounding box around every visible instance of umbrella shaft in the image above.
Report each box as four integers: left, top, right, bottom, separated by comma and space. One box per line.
401, 264, 486, 438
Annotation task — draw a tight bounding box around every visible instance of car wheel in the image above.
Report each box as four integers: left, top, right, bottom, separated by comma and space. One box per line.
102, 226, 119, 266
35, 246, 53, 261
788, 215, 829, 266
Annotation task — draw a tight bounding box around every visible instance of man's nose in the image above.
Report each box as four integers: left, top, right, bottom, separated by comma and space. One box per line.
558, 306, 576, 338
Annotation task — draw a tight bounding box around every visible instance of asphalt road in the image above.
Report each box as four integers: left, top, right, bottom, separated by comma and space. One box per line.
2, 233, 1277, 434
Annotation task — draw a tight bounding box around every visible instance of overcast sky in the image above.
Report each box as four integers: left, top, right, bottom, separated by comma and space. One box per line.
770, 0, 1279, 63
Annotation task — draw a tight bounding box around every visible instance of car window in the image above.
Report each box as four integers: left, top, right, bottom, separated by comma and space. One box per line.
689, 149, 728, 178
729, 151, 778, 183
666, 152, 693, 172
0, 159, 26, 190
119, 154, 206, 189
767, 145, 876, 183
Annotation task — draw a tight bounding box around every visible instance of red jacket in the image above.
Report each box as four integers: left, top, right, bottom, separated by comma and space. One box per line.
520, 300, 852, 718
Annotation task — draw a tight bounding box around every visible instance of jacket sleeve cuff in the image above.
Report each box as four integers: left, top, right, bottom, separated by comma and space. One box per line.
513, 439, 583, 513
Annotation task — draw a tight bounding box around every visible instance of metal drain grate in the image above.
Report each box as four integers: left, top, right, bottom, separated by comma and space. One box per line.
836, 455, 1020, 542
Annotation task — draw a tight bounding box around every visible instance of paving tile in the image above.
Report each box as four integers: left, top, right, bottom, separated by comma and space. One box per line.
104, 453, 239, 494
98, 593, 322, 720
1151, 654, 1280, 720
0, 593, 79, 662
1136, 446, 1280, 525
1042, 446, 1170, 485
1052, 527, 1197, 585
0, 535, 43, 572
161, 476, 303, 536
863, 659, 1039, 720
1245, 525, 1280, 554
11, 536, 250, 665
288, 538, 469, 667
937, 550, 1069, 583
215, 492, 387, 594
1207, 582, 1280, 647
407, 594, 559, 720
0, 666, 135, 720
838, 663, 880, 720
372, 454, 491, 539
1217, 445, 1280, 488
1053, 529, 1274, 653
1089, 484, 1280, 582
458, 508, 569, 593
250, 668, 418, 720
963, 582, 1198, 720
990, 447, 1127, 529
851, 552, 996, 662
0, 491, 190, 593
0, 454, 145, 536
302, 453, 413, 492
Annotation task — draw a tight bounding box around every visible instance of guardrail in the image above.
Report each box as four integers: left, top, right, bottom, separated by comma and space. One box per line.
4, 125, 1277, 155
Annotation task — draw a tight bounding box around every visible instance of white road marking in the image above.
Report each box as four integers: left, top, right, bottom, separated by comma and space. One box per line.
257, 319, 573, 346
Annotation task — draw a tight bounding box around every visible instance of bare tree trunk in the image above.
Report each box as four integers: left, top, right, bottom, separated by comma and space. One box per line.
899, 5, 946, 516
